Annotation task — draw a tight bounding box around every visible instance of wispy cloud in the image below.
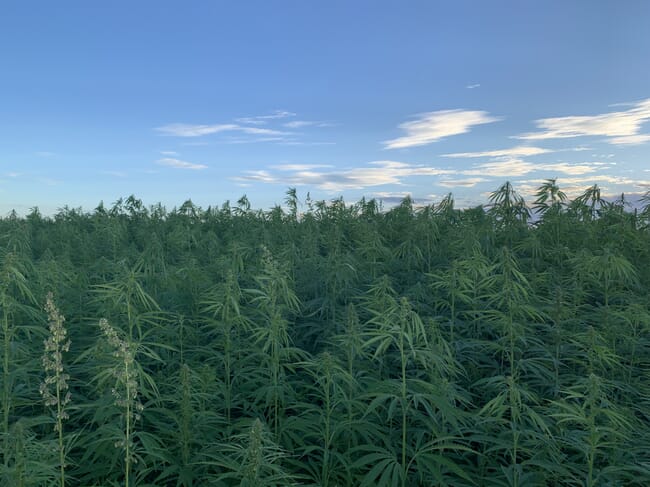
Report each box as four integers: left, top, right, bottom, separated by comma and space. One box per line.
156, 123, 238, 137
235, 156, 612, 193
516, 98, 650, 145
438, 178, 486, 187
466, 84, 480, 89
283, 121, 314, 128
160, 150, 178, 156
236, 110, 296, 125
536, 162, 603, 175
283, 120, 333, 129
555, 175, 650, 187
271, 164, 335, 171
464, 159, 604, 178
235, 160, 456, 192
156, 158, 208, 170
240, 127, 289, 136
384, 109, 501, 149
443, 145, 551, 158
154, 110, 334, 147
372, 191, 413, 199
609, 134, 650, 145
236, 170, 276, 183
472, 159, 535, 177
155, 123, 288, 137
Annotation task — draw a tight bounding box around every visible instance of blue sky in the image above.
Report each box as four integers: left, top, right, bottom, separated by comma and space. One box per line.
1, 1, 650, 214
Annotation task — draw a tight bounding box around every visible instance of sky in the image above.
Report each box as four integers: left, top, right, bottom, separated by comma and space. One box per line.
1, 0, 650, 215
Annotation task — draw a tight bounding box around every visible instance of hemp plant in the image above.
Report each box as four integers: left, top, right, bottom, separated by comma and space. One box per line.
99, 318, 143, 487
39, 293, 71, 487
246, 246, 302, 437
208, 418, 295, 487
0, 243, 37, 469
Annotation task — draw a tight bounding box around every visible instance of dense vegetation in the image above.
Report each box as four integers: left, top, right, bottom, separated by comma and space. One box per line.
1, 180, 649, 486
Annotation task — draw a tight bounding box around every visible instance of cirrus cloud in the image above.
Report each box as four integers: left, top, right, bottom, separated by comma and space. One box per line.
157, 158, 208, 170
463, 159, 604, 178
155, 123, 288, 137
438, 178, 486, 188
234, 160, 456, 192
516, 98, 650, 145
283, 120, 333, 129
271, 164, 335, 171
236, 110, 296, 125
443, 145, 551, 158
384, 109, 501, 149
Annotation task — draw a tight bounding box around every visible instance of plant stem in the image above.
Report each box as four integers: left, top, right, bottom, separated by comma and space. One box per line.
2, 302, 10, 467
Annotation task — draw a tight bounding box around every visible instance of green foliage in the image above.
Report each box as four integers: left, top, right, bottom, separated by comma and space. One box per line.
0, 181, 649, 485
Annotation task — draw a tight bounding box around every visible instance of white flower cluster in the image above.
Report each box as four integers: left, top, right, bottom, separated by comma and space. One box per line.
40, 293, 71, 431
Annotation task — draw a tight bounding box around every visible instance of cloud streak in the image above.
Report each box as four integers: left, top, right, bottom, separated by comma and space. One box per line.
516, 98, 650, 145
156, 158, 208, 170
438, 178, 486, 187
235, 156, 614, 193
236, 110, 296, 125
271, 164, 335, 171
155, 123, 288, 137
154, 110, 335, 149
384, 109, 501, 149
443, 146, 551, 158
283, 120, 333, 128
554, 175, 650, 188
463, 159, 605, 178
235, 161, 456, 192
